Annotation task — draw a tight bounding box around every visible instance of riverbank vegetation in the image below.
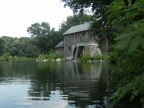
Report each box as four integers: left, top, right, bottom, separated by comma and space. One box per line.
38, 50, 62, 61
78, 52, 109, 62
106, 0, 144, 107
0, 53, 13, 61
0, 52, 35, 61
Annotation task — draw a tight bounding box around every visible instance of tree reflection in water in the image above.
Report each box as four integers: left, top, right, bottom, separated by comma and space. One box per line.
28, 61, 109, 108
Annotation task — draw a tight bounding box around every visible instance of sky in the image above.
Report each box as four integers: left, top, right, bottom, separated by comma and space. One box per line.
0, 0, 73, 37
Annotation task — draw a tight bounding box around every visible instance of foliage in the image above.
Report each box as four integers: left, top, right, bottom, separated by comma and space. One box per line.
109, 49, 144, 107
110, 73, 144, 108
105, 0, 144, 107
39, 50, 62, 60
0, 38, 4, 55
0, 53, 35, 61
59, 13, 93, 34
39, 54, 49, 60
79, 52, 92, 62
106, 0, 144, 52
0, 53, 12, 61
98, 55, 110, 60
27, 22, 62, 53
47, 50, 61, 60
13, 57, 35, 61
27, 22, 51, 37
62, 0, 113, 13
0, 36, 39, 57
79, 52, 109, 62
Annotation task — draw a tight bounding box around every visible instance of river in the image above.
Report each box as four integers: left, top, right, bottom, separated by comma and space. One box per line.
0, 61, 109, 108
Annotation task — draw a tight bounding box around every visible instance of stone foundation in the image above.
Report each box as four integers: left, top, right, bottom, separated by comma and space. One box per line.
84, 44, 102, 56
71, 41, 102, 59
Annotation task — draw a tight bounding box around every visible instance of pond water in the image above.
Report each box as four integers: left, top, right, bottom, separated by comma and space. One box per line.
0, 61, 109, 108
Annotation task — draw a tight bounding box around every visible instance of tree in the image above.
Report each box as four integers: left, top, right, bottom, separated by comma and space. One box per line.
105, 0, 144, 107
15, 37, 39, 57
106, 0, 144, 52
59, 13, 93, 34
27, 22, 51, 37
0, 36, 15, 56
27, 22, 61, 53
0, 38, 4, 55
0, 36, 39, 57
62, 0, 113, 13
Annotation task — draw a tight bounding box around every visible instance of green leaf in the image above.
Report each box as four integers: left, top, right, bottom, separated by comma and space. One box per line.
116, 32, 133, 40
132, 90, 138, 96
142, 37, 144, 50
129, 36, 142, 52
141, 97, 144, 102
116, 37, 130, 49
130, 95, 135, 102
141, 97, 144, 108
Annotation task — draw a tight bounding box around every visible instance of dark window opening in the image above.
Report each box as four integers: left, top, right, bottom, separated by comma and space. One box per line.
68, 47, 71, 51
82, 33, 85, 37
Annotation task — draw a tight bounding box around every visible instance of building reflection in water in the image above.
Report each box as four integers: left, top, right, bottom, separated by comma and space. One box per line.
56, 61, 109, 107
28, 61, 109, 108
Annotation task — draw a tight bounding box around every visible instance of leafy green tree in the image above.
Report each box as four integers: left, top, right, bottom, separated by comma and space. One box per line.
62, 0, 113, 13
1, 36, 15, 55
0, 36, 39, 57
27, 22, 51, 37
106, 0, 144, 52
27, 22, 61, 53
105, 0, 144, 107
17, 37, 39, 57
59, 13, 93, 34
0, 38, 4, 55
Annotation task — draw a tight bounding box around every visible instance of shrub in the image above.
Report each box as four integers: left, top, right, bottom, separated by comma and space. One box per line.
0, 53, 12, 61
47, 50, 60, 60
109, 49, 144, 107
79, 52, 91, 62
79, 52, 110, 61
39, 50, 62, 60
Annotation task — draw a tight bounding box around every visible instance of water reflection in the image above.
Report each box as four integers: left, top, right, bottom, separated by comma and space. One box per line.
28, 62, 58, 100
0, 61, 109, 108
56, 61, 109, 108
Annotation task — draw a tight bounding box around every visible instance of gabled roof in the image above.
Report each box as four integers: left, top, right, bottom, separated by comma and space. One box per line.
63, 22, 91, 35
55, 41, 64, 48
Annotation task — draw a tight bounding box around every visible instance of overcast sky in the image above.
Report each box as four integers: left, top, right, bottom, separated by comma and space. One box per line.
0, 0, 73, 37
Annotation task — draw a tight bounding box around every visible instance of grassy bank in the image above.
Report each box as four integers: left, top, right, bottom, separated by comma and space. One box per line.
78, 52, 110, 62
0, 53, 35, 61
37, 50, 63, 61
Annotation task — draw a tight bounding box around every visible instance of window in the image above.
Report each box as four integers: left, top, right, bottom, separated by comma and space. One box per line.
68, 47, 71, 51
82, 33, 85, 37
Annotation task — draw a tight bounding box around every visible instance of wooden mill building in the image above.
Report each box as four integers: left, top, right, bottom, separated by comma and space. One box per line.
55, 22, 108, 59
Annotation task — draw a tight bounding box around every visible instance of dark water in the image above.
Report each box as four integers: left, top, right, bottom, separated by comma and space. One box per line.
0, 61, 109, 108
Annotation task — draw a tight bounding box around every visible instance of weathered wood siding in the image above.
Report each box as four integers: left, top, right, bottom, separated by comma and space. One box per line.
64, 31, 95, 57
55, 48, 64, 57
